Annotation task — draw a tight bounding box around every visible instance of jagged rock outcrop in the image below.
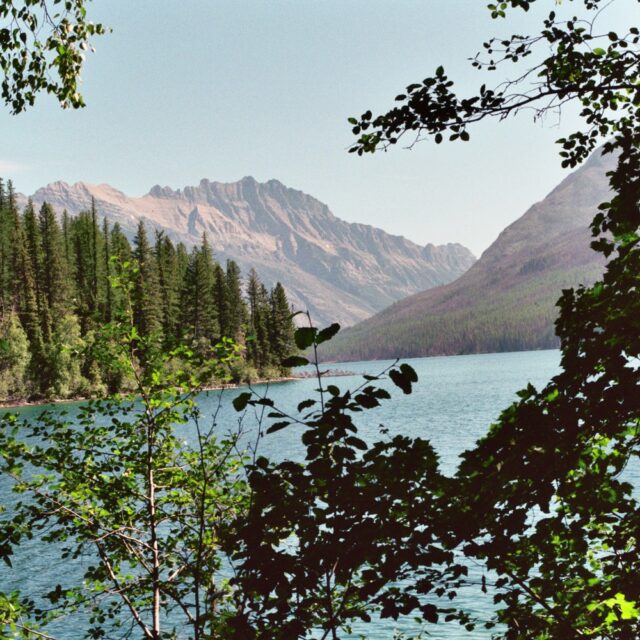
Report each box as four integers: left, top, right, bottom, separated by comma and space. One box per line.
18, 177, 475, 326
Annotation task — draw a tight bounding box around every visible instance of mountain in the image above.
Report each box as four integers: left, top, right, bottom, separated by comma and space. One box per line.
17, 177, 475, 327
320, 150, 613, 361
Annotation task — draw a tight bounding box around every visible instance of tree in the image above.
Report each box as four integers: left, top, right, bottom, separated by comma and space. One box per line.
108, 221, 133, 321
0, 289, 247, 640
245, 269, 271, 373
225, 259, 247, 341
181, 234, 218, 346
154, 230, 181, 345
223, 2, 640, 639
0, 0, 107, 113
38, 202, 70, 325
11, 206, 46, 390
101, 217, 113, 323
214, 262, 229, 339
342, 1, 640, 638
0, 313, 30, 399
71, 209, 102, 331
0, 178, 13, 319
22, 200, 52, 342
132, 221, 162, 341
268, 282, 295, 373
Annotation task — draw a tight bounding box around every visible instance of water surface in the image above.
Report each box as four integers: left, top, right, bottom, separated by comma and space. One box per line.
1, 350, 562, 639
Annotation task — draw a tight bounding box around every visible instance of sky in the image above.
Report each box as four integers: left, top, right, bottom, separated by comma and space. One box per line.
0, 0, 632, 256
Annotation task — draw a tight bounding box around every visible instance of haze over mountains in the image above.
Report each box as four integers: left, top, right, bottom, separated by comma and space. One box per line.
17, 177, 475, 326
321, 150, 613, 362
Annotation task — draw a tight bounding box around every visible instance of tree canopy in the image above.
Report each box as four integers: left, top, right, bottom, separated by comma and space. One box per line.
0, 0, 106, 113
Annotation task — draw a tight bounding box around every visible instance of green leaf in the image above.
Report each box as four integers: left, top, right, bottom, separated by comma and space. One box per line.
316, 323, 341, 345
281, 355, 309, 368
389, 368, 413, 394
345, 436, 367, 450
297, 399, 316, 412
232, 392, 252, 412
266, 421, 290, 434
400, 363, 418, 383
294, 327, 317, 350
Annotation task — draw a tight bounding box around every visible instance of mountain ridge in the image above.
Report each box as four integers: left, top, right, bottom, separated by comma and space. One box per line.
319, 150, 613, 361
17, 177, 475, 326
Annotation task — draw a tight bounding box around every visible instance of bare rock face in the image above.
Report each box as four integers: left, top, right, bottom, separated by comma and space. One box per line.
321, 150, 614, 361
18, 177, 475, 326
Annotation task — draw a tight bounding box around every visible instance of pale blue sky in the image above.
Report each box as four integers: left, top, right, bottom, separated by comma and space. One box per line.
0, 0, 631, 255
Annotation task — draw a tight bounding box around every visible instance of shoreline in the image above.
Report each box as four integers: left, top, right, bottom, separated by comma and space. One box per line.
0, 369, 356, 411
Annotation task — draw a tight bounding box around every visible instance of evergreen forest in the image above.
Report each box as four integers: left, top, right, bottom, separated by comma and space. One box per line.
0, 179, 297, 402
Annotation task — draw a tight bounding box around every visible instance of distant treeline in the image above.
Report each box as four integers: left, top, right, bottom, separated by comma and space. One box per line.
0, 179, 296, 401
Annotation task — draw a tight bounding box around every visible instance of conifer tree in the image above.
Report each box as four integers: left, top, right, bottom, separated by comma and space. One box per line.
62, 210, 72, 264
11, 212, 46, 390
101, 217, 113, 323
246, 268, 271, 371
90, 198, 99, 304
109, 222, 133, 321
268, 282, 296, 371
154, 230, 181, 345
132, 221, 162, 340
214, 262, 229, 338
225, 259, 247, 340
180, 234, 218, 344
0, 179, 12, 319
38, 203, 70, 325
23, 201, 52, 343
71, 211, 101, 331
61, 209, 75, 299
0, 184, 298, 398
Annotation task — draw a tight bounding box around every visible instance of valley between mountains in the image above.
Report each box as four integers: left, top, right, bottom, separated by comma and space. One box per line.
320, 150, 613, 361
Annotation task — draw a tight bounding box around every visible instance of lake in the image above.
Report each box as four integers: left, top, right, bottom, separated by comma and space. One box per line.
1, 349, 562, 639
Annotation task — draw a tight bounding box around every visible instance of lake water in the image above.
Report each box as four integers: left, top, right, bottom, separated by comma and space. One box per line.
1, 350, 562, 639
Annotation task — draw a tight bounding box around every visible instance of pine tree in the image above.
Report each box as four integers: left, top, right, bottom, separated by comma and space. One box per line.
246, 268, 271, 371
61, 209, 75, 299
23, 201, 52, 343
268, 282, 296, 371
102, 217, 113, 323
214, 263, 229, 338
71, 211, 101, 331
38, 202, 70, 325
90, 198, 99, 305
0, 183, 299, 396
225, 259, 247, 340
11, 212, 46, 391
109, 222, 133, 320
154, 231, 181, 345
180, 234, 218, 344
0, 179, 13, 319
132, 221, 162, 339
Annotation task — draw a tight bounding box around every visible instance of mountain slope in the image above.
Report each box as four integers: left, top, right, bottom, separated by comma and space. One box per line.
320, 151, 613, 361
18, 177, 475, 326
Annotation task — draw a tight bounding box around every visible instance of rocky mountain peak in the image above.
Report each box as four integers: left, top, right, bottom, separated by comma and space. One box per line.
18, 176, 475, 326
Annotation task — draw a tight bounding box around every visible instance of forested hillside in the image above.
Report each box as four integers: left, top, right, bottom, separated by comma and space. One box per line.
0, 180, 296, 402
321, 150, 612, 361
